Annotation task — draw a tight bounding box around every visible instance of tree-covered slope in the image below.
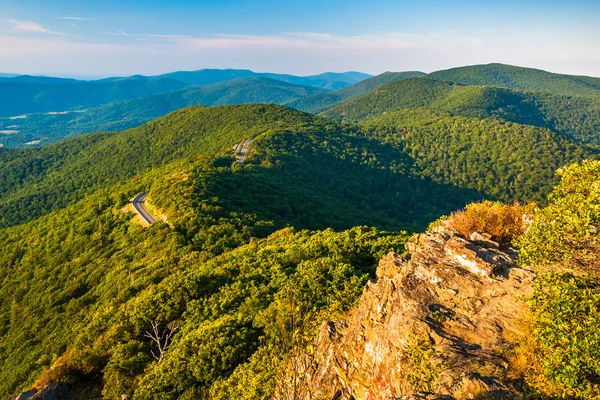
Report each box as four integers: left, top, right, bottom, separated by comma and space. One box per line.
323, 77, 600, 146
0, 104, 313, 227
0, 156, 410, 399
0, 77, 327, 147
322, 77, 455, 120
428, 63, 600, 97
365, 108, 595, 202
286, 71, 425, 113
0, 103, 484, 231
1, 102, 597, 399
2, 102, 594, 230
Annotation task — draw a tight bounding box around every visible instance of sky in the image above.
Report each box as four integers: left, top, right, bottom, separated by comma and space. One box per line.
0, 0, 599, 78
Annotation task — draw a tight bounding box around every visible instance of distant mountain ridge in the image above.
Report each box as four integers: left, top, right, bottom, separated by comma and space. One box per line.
0, 69, 371, 118
428, 63, 600, 96
2, 63, 600, 149
322, 76, 600, 146
125, 69, 371, 89
0, 78, 190, 117
286, 71, 426, 113
0, 77, 327, 147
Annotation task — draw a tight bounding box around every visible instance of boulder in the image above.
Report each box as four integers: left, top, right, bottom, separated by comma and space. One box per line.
30, 383, 69, 400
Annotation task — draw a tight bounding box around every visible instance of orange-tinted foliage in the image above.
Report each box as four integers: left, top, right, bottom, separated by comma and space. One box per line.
447, 201, 535, 246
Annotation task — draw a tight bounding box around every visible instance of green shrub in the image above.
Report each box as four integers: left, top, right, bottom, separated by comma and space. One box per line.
519, 160, 600, 270
517, 160, 600, 398
528, 272, 600, 398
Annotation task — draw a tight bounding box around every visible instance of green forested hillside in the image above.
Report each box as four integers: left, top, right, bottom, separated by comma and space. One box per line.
1, 101, 598, 399
0, 105, 315, 227
365, 108, 595, 201
286, 71, 425, 113
0, 104, 485, 230
2, 103, 591, 230
0, 78, 326, 147
428, 63, 600, 96
323, 77, 600, 146
0, 157, 410, 399
322, 77, 455, 119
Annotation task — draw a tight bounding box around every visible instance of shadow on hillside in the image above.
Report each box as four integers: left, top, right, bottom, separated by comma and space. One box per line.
205, 135, 486, 233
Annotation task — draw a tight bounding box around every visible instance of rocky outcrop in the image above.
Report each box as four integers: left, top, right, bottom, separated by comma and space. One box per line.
9, 378, 102, 400
278, 229, 534, 399
10, 384, 69, 400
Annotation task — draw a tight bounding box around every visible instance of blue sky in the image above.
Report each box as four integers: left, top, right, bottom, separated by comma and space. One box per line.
0, 0, 599, 77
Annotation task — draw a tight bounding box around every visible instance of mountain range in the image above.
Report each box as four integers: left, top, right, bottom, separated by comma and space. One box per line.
3, 63, 600, 148
1, 62, 600, 399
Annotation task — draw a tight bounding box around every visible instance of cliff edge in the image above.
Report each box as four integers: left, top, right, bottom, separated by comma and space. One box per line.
278, 228, 534, 399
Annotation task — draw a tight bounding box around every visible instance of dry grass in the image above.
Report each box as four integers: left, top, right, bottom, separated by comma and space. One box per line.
503, 312, 575, 399
447, 201, 536, 246
32, 351, 79, 389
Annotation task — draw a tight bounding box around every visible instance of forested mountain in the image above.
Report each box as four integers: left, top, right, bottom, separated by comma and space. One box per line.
1, 103, 593, 230
0, 78, 326, 147
0, 160, 410, 399
286, 71, 426, 113
323, 77, 600, 146
150, 69, 370, 89
0, 75, 79, 85
364, 108, 594, 199
6, 64, 600, 149
0, 94, 598, 399
0, 105, 311, 227
0, 78, 189, 117
428, 63, 600, 96
0, 104, 477, 229
0, 69, 370, 120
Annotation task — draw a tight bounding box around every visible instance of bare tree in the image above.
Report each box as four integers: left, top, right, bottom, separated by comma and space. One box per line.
144, 320, 179, 362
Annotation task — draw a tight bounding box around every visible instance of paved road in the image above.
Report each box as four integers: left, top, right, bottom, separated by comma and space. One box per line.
236, 140, 252, 164
133, 192, 157, 225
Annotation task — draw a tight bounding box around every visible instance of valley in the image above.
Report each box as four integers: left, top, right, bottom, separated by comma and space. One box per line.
1, 62, 599, 400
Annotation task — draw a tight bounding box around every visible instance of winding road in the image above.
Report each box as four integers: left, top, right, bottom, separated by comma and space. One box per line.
133, 192, 157, 225
236, 140, 252, 164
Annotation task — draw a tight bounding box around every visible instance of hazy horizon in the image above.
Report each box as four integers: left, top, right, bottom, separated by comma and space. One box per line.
1, 0, 599, 78
3, 62, 600, 81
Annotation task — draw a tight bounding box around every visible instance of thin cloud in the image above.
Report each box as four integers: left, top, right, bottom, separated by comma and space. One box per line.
109, 30, 192, 40
7, 19, 67, 35
116, 29, 146, 41
136, 33, 193, 39
57, 17, 99, 21
177, 32, 485, 52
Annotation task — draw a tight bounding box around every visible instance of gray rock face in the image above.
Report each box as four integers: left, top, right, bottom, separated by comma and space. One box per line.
28, 383, 69, 400
10, 389, 37, 400
277, 229, 534, 400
